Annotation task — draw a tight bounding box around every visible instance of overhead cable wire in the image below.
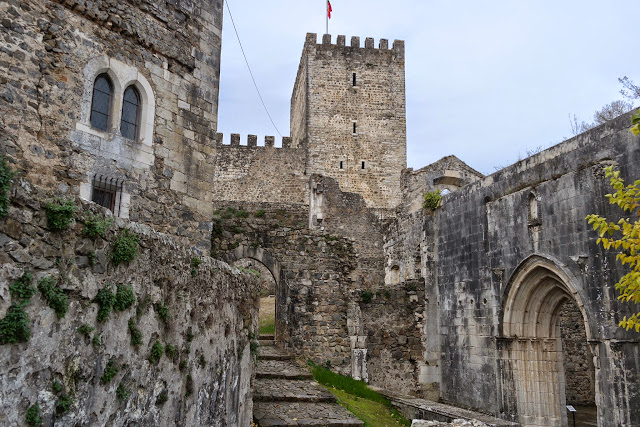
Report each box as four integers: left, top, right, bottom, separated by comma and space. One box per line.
224, 0, 283, 137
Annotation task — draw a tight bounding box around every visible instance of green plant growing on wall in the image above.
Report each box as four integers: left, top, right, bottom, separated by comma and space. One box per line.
100, 358, 119, 385
236, 209, 249, 218
77, 323, 94, 338
254, 209, 266, 218
155, 301, 170, 323
191, 257, 202, 276
631, 109, 640, 136
9, 272, 35, 301
587, 165, 640, 332
45, 198, 76, 231
423, 191, 442, 211
149, 340, 164, 365
156, 389, 168, 405
56, 394, 74, 414
0, 155, 14, 219
116, 383, 129, 401
25, 403, 42, 426
128, 318, 143, 347
165, 343, 178, 361
82, 212, 113, 239
0, 302, 31, 344
38, 276, 68, 318
185, 374, 194, 397
52, 380, 63, 394
360, 290, 374, 304
92, 334, 101, 348
94, 286, 115, 322
111, 229, 139, 265
113, 283, 135, 311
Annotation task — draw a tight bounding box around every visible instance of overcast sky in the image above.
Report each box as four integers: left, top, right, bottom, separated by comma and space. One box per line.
217, 0, 640, 176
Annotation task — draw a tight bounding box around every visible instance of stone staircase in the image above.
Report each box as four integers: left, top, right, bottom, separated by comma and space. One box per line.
252, 335, 364, 427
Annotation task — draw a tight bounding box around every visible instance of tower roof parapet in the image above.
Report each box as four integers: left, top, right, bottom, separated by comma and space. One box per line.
306, 33, 404, 55
214, 133, 294, 149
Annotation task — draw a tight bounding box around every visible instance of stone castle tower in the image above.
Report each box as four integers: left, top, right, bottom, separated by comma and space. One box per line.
291, 33, 407, 211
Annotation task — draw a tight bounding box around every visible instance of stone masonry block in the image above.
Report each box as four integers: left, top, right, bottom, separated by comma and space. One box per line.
351, 36, 360, 48
248, 135, 257, 147
365, 37, 374, 48
337, 35, 345, 46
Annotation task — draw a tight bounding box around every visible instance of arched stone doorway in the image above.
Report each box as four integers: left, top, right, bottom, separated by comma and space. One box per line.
500, 255, 598, 427
224, 246, 287, 342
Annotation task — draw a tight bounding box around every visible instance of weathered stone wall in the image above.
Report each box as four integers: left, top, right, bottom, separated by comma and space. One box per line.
0, 0, 224, 253
292, 33, 407, 210
434, 111, 640, 426
559, 299, 595, 406
210, 134, 307, 204
0, 188, 260, 426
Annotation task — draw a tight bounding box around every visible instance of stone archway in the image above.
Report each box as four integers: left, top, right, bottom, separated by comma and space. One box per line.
224, 246, 287, 342
500, 255, 598, 427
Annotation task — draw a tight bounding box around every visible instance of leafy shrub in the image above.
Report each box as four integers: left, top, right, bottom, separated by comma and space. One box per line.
113, 284, 135, 311
360, 291, 374, 304
56, 394, 74, 414
149, 340, 163, 365
100, 358, 119, 385
236, 209, 249, 218
83, 212, 112, 239
423, 191, 442, 210
0, 156, 14, 219
155, 302, 170, 323
254, 209, 266, 218
165, 343, 178, 360
9, 272, 35, 302
111, 229, 139, 265
0, 302, 31, 344
128, 318, 142, 347
25, 403, 42, 426
77, 323, 94, 338
191, 257, 202, 276
116, 383, 129, 401
179, 360, 188, 371
92, 334, 101, 347
94, 286, 115, 322
220, 207, 236, 219
45, 198, 76, 231
38, 276, 68, 318
198, 354, 206, 368
156, 389, 168, 405
52, 380, 63, 394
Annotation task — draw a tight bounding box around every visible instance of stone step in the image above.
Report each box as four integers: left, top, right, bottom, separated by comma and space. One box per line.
254, 379, 337, 403
256, 360, 313, 380
259, 339, 275, 346
253, 402, 364, 426
258, 345, 291, 361
260, 334, 275, 340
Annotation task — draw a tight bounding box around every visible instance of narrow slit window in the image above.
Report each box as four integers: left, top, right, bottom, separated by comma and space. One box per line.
339, 161, 343, 169
121, 86, 140, 140
90, 74, 113, 131
361, 161, 365, 170
353, 122, 357, 134
352, 73, 356, 86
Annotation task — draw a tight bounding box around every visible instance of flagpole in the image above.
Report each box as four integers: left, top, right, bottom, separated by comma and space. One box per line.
326, 1, 328, 35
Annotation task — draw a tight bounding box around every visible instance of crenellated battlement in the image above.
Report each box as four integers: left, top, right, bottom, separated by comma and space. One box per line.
305, 33, 404, 55
215, 133, 294, 149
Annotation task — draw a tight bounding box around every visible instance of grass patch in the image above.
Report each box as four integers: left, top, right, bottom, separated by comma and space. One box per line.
25, 403, 42, 426
37, 276, 68, 318
259, 296, 275, 335
0, 155, 14, 219
111, 229, 139, 265
82, 212, 112, 239
0, 302, 31, 344
45, 198, 76, 231
309, 362, 410, 427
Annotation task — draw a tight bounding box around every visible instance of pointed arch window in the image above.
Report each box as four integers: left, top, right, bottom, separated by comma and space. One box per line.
120, 86, 140, 140
90, 74, 113, 131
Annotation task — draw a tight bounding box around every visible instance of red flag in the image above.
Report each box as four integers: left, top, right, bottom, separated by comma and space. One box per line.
327, 0, 332, 18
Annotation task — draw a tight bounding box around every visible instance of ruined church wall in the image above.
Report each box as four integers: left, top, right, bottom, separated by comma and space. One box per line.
0, 0, 224, 253
434, 111, 640, 425
0, 188, 260, 426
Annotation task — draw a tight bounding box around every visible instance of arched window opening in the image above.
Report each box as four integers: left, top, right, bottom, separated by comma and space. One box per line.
120, 86, 140, 140
90, 74, 113, 131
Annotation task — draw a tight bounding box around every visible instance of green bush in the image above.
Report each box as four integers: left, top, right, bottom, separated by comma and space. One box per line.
100, 358, 119, 385
360, 290, 374, 304
185, 374, 194, 397
156, 389, 168, 405
0, 302, 31, 344
111, 229, 139, 265
254, 209, 266, 218
9, 272, 35, 302
52, 380, 63, 394
149, 340, 163, 365
82, 212, 112, 239
77, 323, 94, 338
128, 318, 142, 347
25, 403, 42, 426
45, 198, 76, 231
423, 191, 442, 210
94, 286, 115, 322
92, 334, 101, 347
113, 283, 135, 311
56, 394, 74, 414
116, 383, 129, 401
236, 209, 249, 218
0, 156, 14, 219
191, 257, 202, 277
165, 343, 178, 361
38, 276, 68, 318
155, 302, 170, 323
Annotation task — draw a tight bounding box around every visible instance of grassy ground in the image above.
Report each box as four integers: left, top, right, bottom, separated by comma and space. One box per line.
308, 361, 411, 427
259, 296, 275, 335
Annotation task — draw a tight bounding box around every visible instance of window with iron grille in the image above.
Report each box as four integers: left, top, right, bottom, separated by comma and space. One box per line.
120, 86, 140, 140
91, 175, 123, 216
90, 74, 113, 131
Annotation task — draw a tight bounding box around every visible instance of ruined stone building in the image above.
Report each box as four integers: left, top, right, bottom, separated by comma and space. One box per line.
0, 0, 638, 426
